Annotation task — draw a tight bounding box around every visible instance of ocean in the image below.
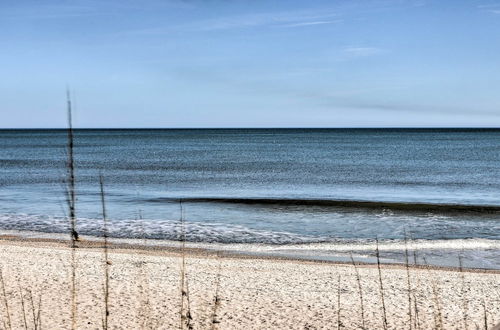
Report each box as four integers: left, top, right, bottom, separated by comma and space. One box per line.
1, 128, 499, 269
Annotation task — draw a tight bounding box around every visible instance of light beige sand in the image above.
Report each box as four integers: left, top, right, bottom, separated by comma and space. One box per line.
0, 239, 498, 329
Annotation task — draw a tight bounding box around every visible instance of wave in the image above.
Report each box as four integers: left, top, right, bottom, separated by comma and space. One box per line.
1, 213, 499, 268
1, 214, 499, 251
0, 213, 328, 244
1, 225, 499, 269
147, 197, 500, 214
1, 212, 499, 246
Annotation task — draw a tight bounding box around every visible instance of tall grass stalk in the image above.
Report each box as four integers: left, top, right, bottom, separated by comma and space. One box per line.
375, 237, 388, 330
337, 274, 342, 330
409, 233, 420, 330
99, 175, 110, 330
211, 255, 222, 330
36, 293, 42, 330
423, 256, 443, 330
409, 233, 418, 265
66, 89, 78, 243
459, 254, 468, 330
412, 292, 420, 330
66, 90, 78, 330
26, 288, 43, 330
137, 210, 153, 329
17, 283, 28, 329
184, 276, 193, 330
410, 232, 420, 330
404, 229, 413, 330
482, 298, 488, 330
0, 268, 12, 330
430, 278, 443, 330
349, 254, 365, 329
179, 200, 193, 330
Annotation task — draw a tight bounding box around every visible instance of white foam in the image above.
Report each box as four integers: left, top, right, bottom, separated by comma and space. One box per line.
1, 213, 499, 269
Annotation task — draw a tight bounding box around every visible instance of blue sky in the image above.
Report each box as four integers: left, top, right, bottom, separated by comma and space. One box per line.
1, 0, 500, 127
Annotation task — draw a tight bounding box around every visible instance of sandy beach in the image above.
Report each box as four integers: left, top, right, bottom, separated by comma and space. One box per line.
0, 237, 497, 329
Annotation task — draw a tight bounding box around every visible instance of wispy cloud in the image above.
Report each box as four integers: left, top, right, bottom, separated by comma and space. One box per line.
342, 47, 385, 57
477, 3, 500, 14
0, 3, 99, 20
120, 1, 433, 36
122, 8, 341, 36
280, 20, 341, 28
191, 10, 341, 31
0, 0, 194, 20
332, 102, 500, 117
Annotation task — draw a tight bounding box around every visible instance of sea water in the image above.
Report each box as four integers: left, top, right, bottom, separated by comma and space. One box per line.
1, 129, 499, 268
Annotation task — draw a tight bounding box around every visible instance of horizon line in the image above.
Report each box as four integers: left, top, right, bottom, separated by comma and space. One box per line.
1, 127, 500, 130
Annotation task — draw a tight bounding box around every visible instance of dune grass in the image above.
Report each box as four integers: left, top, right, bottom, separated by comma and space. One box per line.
349, 253, 366, 330
99, 175, 110, 330
65, 90, 78, 330
375, 237, 388, 330
179, 200, 193, 330
210, 254, 223, 330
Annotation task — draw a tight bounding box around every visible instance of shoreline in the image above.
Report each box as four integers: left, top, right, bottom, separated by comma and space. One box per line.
1, 233, 499, 274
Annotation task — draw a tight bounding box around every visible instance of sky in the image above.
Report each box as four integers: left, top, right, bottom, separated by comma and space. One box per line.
1, 0, 500, 128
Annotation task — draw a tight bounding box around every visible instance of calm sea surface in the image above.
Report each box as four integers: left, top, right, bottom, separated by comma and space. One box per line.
1, 129, 499, 268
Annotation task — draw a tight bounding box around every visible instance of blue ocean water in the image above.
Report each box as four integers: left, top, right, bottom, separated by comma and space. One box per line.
1, 129, 499, 268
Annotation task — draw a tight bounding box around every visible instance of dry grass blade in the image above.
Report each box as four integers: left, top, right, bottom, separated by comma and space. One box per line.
430, 277, 443, 330
483, 298, 488, 330
28, 289, 36, 329
179, 200, 193, 330
137, 210, 153, 330
184, 277, 193, 330
36, 291, 43, 330
459, 254, 468, 330
0, 267, 12, 330
26, 288, 43, 330
404, 229, 413, 330
375, 237, 388, 330
422, 256, 443, 330
66, 89, 78, 243
17, 283, 28, 330
409, 233, 418, 265
409, 233, 420, 330
349, 253, 366, 330
211, 255, 223, 330
337, 274, 342, 330
413, 292, 421, 330
99, 175, 110, 330
66, 89, 78, 330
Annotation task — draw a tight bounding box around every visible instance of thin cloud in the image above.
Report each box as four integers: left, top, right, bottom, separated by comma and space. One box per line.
193, 10, 340, 31
477, 4, 500, 8
342, 47, 385, 57
122, 8, 341, 35
0, 1, 194, 20
0, 4, 98, 20
323, 101, 500, 117
280, 20, 341, 28
120, 1, 431, 36
477, 3, 500, 14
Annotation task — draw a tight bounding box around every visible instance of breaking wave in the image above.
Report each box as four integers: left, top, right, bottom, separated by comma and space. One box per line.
0, 213, 328, 244
1, 213, 499, 269
147, 197, 500, 214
